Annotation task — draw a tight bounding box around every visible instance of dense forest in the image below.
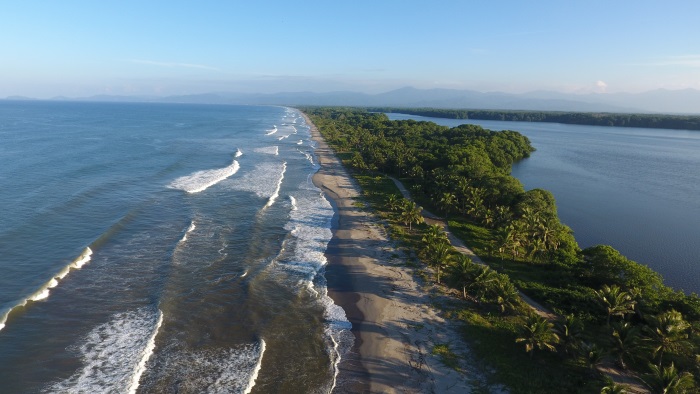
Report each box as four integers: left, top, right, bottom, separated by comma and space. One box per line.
368, 107, 700, 131
305, 107, 700, 393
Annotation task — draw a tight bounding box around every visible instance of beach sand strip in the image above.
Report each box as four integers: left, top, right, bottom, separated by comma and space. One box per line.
304, 112, 480, 393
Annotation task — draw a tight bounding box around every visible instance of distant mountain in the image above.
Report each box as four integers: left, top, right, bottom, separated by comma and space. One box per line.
8, 87, 698, 114
3, 95, 37, 101
157, 87, 700, 113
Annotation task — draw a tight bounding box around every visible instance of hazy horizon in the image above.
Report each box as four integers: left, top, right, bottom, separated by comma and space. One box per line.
2, 1, 699, 100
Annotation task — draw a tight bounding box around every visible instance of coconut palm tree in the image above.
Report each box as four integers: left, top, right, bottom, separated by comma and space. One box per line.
386, 194, 402, 212
399, 200, 423, 231
449, 254, 477, 300
581, 342, 606, 373
646, 310, 692, 366
610, 321, 642, 370
515, 314, 559, 359
439, 192, 457, 215
642, 362, 695, 394
470, 265, 500, 303
422, 224, 448, 247
429, 242, 453, 284
491, 274, 520, 314
600, 377, 629, 394
556, 314, 584, 357
595, 284, 636, 326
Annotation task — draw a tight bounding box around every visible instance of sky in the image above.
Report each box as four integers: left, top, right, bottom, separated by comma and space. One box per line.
2, 0, 699, 98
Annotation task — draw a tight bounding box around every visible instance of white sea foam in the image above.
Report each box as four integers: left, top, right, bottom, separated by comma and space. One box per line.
289, 195, 297, 211
265, 126, 277, 135
241, 270, 248, 278
277, 173, 353, 392
242, 339, 266, 394
264, 162, 286, 208
0, 247, 93, 331
304, 152, 314, 166
253, 146, 279, 156
235, 148, 243, 158
29, 289, 50, 301
224, 162, 287, 205
147, 340, 266, 393
128, 310, 163, 394
168, 159, 240, 193
297, 140, 303, 145
71, 247, 93, 269
179, 221, 197, 243
46, 308, 163, 393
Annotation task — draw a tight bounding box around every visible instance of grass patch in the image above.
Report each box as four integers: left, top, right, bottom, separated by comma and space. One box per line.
432, 343, 460, 371
457, 309, 603, 394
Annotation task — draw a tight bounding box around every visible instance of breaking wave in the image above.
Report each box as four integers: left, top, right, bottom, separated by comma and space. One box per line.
168, 160, 240, 193
264, 162, 286, 208
45, 308, 163, 393
0, 247, 93, 332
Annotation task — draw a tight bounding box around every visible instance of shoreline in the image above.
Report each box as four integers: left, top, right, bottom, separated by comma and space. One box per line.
303, 111, 475, 393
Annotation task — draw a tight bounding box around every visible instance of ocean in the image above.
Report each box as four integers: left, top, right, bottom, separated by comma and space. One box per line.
387, 113, 700, 294
0, 101, 352, 393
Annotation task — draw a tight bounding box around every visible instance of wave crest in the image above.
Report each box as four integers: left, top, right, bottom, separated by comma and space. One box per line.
168, 160, 240, 193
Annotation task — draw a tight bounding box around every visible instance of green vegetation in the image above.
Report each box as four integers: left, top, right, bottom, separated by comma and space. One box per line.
303, 107, 700, 393
432, 343, 460, 370
369, 107, 700, 131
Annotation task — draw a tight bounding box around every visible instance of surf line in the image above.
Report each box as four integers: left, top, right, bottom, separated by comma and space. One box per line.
264, 162, 287, 208
265, 126, 278, 135
127, 309, 164, 394
243, 339, 266, 394
178, 221, 197, 244
0, 247, 93, 331
168, 159, 240, 194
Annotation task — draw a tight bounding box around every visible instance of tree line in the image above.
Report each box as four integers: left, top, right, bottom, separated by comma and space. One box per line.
304, 107, 700, 393
369, 107, 700, 131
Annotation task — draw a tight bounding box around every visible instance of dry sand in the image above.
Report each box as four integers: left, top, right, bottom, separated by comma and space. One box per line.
303, 113, 484, 393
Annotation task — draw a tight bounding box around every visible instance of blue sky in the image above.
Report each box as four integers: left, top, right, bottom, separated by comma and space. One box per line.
2, 1, 699, 98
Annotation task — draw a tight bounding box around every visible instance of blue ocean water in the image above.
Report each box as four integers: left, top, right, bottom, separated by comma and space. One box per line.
0, 101, 351, 393
388, 113, 700, 294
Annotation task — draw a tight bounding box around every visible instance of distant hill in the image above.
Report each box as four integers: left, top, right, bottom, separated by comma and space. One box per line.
6, 87, 699, 114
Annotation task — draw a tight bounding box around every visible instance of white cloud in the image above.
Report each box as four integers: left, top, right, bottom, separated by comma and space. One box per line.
595, 80, 608, 92
127, 59, 219, 71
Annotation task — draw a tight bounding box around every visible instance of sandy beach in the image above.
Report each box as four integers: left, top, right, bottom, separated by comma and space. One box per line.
304, 112, 479, 393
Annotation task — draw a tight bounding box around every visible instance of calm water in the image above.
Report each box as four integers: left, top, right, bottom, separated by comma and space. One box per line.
388, 113, 700, 294
0, 101, 352, 393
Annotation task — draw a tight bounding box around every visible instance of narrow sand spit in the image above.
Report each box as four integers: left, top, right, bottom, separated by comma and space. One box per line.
304, 112, 484, 393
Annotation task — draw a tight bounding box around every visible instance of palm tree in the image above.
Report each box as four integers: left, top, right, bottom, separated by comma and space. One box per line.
610, 321, 642, 370
600, 377, 629, 394
429, 242, 453, 284
642, 363, 695, 394
494, 205, 513, 228
595, 284, 636, 326
496, 225, 523, 261
439, 192, 457, 215
422, 224, 448, 247
386, 194, 402, 212
556, 314, 584, 356
399, 200, 423, 231
581, 342, 606, 373
491, 274, 520, 314
449, 254, 477, 299
515, 314, 559, 359
470, 265, 499, 303
646, 310, 691, 366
